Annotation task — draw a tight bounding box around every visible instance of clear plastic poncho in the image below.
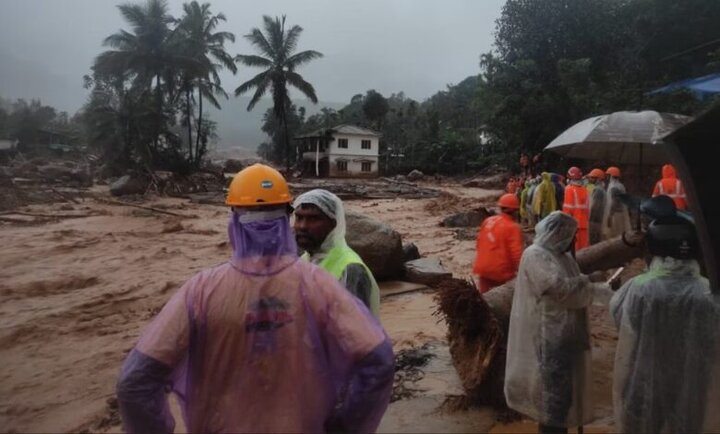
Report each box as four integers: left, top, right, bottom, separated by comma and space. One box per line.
505, 211, 612, 428
588, 183, 606, 245
610, 256, 720, 433
603, 177, 632, 239
116, 209, 394, 433
293, 189, 380, 314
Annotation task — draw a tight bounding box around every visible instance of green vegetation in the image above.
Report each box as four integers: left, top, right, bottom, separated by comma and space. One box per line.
4, 0, 719, 177
234, 15, 323, 171
83, 0, 235, 174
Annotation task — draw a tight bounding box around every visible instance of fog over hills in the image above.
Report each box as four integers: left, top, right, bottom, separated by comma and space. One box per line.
0, 48, 343, 151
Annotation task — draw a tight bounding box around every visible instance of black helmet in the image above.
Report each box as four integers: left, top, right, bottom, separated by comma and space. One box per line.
646, 215, 699, 260
640, 195, 676, 220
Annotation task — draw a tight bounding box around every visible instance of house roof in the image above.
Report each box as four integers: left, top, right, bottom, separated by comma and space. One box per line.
295, 124, 382, 139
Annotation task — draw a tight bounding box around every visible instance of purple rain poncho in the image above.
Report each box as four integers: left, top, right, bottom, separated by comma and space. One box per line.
117, 210, 394, 433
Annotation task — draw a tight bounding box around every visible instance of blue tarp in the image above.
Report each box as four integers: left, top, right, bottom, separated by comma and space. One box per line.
647, 73, 720, 98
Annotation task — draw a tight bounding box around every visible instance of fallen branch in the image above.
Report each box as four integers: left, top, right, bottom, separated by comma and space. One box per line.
0, 211, 97, 219
50, 187, 80, 204
95, 198, 189, 218
0, 216, 32, 224
382, 177, 418, 187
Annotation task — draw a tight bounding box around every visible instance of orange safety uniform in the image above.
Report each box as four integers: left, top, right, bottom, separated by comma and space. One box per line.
652, 164, 688, 210
563, 183, 590, 251
473, 213, 524, 293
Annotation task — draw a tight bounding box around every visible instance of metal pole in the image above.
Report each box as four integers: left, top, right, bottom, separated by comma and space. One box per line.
637, 144, 643, 230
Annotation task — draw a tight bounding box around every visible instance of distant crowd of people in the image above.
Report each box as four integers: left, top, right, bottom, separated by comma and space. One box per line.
473, 160, 717, 434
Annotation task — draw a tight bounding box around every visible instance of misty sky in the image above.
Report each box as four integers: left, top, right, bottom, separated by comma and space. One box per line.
0, 0, 504, 113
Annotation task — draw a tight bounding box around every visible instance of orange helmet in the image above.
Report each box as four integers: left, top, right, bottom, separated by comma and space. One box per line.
588, 168, 605, 179
225, 163, 292, 207
498, 193, 520, 210
567, 166, 583, 180
606, 166, 621, 178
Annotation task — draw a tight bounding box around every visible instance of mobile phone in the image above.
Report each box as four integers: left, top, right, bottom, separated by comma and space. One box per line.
607, 267, 624, 284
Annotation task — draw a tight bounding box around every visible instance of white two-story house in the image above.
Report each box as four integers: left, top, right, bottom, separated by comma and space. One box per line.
295, 124, 381, 178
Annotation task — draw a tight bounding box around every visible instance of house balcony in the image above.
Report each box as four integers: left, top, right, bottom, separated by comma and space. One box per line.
302, 151, 328, 161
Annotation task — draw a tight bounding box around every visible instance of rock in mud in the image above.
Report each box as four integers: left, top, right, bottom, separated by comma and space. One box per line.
404, 257, 452, 285
346, 210, 404, 280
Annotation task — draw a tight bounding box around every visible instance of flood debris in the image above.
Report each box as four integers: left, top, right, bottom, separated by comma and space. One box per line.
392, 343, 436, 402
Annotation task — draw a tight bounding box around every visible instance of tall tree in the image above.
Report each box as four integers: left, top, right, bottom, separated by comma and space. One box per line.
93, 0, 182, 151
235, 15, 323, 170
362, 90, 389, 130
176, 1, 236, 166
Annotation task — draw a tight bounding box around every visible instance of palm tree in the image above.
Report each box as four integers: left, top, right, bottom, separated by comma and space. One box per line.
94, 0, 181, 151
235, 15, 323, 170
176, 1, 236, 165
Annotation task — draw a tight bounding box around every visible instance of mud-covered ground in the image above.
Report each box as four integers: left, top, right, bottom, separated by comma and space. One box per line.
0, 181, 622, 433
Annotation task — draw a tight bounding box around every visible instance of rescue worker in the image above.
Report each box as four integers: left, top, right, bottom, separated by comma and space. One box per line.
551, 173, 565, 212
473, 193, 524, 293
116, 164, 394, 433
652, 163, 688, 210
506, 176, 520, 194
562, 166, 590, 251
520, 152, 530, 177
610, 215, 720, 433
532, 172, 557, 221
526, 176, 541, 227
293, 189, 380, 317
603, 166, 632, 240
519, 179, 531, 227
586, 168, 606, 245
504, 211, 614, 434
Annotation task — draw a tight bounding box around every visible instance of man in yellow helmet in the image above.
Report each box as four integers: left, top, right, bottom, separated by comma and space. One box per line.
293, 189, 380, 317
116, 164, 393, 433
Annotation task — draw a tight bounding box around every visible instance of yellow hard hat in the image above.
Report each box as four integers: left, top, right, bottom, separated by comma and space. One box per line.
225, 163, 292, 207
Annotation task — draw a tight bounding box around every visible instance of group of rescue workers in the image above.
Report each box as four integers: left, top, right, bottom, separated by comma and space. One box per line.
473, 162, 717, 433
115, 162, 717, 434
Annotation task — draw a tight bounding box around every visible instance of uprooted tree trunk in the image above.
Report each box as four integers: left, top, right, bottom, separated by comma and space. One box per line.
434, 232, 645, 410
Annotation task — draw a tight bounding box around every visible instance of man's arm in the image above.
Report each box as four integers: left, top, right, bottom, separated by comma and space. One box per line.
117, 280, 193, 433
339, 263, 373, 310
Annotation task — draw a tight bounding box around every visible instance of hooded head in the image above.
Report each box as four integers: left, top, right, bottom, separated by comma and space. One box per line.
293, 189, 347, 256
534, 211, 578, 254
662, 164, 677, 179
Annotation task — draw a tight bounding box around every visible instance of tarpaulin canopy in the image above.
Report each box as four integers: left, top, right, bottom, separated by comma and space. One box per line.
660, 104, 720, 291
647, 73, 720, 98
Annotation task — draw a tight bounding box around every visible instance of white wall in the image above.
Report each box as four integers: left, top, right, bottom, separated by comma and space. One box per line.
329, 134, 379, 157
329, 155, 379, 177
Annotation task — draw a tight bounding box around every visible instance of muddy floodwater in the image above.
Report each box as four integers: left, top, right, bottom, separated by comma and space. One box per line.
0, 182, 618, 432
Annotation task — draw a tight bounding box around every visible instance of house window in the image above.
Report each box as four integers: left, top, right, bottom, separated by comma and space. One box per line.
361, 139, 371, 150
361, 162, 372, 172
337, 161, 348, 172
338, 138, 348, 149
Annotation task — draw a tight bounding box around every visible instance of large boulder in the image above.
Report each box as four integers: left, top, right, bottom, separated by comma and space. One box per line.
223, 159, 244, 174
37, 164, 75, 180
407, 169, 424, 182
462, 174, 506, 190
110, 175, 149, 196
442, 210, 483, 228
402, 242, 421, 262
346, 210, 404, 280
404, 257, 452, 285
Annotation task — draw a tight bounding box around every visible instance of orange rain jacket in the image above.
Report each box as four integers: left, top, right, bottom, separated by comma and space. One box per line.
563, 183, 590, 250
652, 164, 688, 210
473, 212, 524, 287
